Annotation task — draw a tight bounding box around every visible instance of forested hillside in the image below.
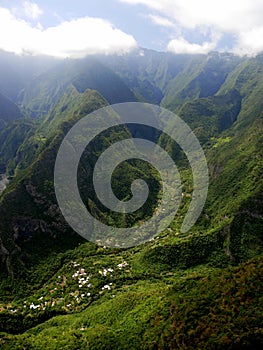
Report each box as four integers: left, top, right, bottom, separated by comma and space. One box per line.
0, 49, 262, 349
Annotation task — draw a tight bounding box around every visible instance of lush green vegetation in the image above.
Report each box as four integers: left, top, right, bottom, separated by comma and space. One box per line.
0, 93, 23, 129
0, 49, 262, 349
0, 251, 262, 349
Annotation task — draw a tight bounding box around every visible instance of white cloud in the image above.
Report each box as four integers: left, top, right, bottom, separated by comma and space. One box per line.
234, 26, 263, 56
119, 0, 263, 55
23, 1, 42, 20
149, 14, 175, 28
167, 37, 216, 54
120, 0, 164, 11
0, 8, 137, 57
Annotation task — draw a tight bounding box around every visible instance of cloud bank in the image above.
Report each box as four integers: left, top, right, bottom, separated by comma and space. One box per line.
120, 0, 263, 55
167, 37, 216, 55
0, 7, 137, 58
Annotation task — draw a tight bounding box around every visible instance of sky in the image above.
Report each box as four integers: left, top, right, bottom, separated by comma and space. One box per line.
0, 0, 262, 58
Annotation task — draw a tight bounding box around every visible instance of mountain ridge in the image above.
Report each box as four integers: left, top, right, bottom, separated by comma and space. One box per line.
0, 49, 262, 349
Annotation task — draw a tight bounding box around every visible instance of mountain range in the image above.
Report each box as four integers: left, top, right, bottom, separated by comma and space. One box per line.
0, 48, 262, 349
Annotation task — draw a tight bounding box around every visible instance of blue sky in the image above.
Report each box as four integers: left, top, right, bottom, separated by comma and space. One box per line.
0, 0, 262, 57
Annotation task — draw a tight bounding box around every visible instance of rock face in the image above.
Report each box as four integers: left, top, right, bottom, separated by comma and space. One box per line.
0, 174, 8, 195
0, 237, 21, 278
12, 218, 50, 241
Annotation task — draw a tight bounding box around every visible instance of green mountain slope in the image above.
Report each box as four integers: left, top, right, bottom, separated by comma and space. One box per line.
0, 50, 58, 102
161, 52, 244, 111
177, 89, 242, 143
0, 50, 262, 349
0, 93, 23, 130
0, 93, 26, 171
0, 88, 108, 276
0, 86, 161, 276
0, 118, 36, 174
218, 53, 263, 128
0, 250, 262, 349
98, 49, 194, 104
19, 58, 138, 118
